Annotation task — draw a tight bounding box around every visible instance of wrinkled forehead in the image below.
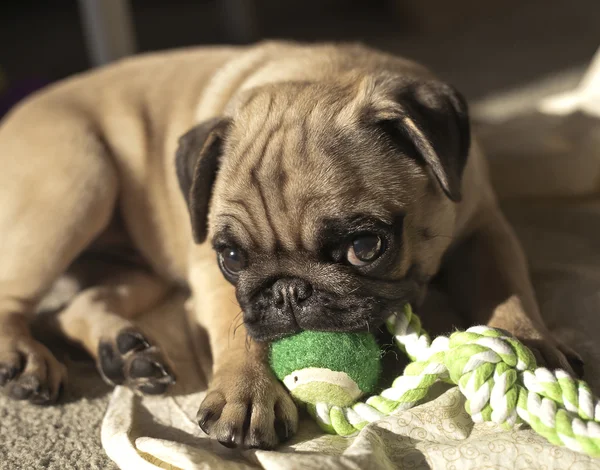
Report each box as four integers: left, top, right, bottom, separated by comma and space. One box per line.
209, 85, 426, 251
210, 173, 398, 253
228, 81, 354, 124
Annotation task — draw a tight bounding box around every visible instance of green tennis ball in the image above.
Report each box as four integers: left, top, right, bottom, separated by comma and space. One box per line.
270, 331, 382, 407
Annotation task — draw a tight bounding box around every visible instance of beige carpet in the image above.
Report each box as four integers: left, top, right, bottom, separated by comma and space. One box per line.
0, 350, 115, 469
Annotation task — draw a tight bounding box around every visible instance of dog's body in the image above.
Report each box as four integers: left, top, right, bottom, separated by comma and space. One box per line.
0, 41, 579, 449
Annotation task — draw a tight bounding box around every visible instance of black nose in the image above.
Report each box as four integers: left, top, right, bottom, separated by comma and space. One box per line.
272, 278, 313, 308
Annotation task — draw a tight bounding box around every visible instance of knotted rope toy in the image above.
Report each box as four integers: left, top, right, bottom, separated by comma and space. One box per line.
269, 304, 600, 457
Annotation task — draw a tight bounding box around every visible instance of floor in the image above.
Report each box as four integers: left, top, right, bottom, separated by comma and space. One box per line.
0, 0, 598, 101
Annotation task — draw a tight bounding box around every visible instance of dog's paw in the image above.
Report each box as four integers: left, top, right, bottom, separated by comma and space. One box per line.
97, 328, 175, 395
197, 361, 298, 450
0, 337, 67, 404
520, 336, 584, 377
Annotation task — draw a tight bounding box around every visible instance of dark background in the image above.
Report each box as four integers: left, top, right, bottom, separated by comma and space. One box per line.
0, 0, 599, 101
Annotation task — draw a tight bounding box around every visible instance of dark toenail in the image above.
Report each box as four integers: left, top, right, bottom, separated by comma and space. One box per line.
197, 410, 214, 433
10, 385, 32, 400
218, 429, 237, 449
137, 382, 169, 395
495, 328, 512, 337
0, 366, 19, 386
247, 430, 266, 449
117, 331, 150, 354
57, 382, 65, 399
0, 370, 12, 386
219, 440, 237, 449
129, 358, 163, 379
98, 342, 125, 384
275, 419, 290, 442
570, 356, 585, 378
30, 387, 51, 405
251, 440, 275, 450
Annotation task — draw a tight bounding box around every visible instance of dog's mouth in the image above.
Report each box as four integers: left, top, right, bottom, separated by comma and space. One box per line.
243, 293, 404, 343
239, 265, 427, 343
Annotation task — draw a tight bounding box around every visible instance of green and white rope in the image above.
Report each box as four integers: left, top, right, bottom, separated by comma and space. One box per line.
305, 304, 600, 458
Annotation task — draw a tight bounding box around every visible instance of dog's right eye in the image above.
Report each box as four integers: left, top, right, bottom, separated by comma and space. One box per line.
218, 247, 247, 278
346, 234, 383, 266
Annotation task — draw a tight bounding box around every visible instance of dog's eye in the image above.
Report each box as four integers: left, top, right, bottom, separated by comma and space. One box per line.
218, 247, 247, 277
347, 234, 383, 266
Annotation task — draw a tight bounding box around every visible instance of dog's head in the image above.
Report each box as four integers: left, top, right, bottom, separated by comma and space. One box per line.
176, 73, 470, 342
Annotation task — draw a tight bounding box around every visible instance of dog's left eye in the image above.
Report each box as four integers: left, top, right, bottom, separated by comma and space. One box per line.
218, 247, 247, 278
347, 234, 383, 266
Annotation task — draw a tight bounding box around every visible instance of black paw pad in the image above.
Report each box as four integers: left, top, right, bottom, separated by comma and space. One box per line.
129, 357, 165, 379
98, 333, 175, 395
117, 331, 150, 355
98, 342, 125, 385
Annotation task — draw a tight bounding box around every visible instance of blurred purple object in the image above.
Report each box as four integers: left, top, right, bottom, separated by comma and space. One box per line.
0, 78, 51, 119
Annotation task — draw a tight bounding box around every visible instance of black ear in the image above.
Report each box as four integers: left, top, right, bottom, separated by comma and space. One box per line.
381, 80, 470, 201
175, 118, 231, 243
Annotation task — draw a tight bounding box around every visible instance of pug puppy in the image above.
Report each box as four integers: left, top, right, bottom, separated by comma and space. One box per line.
0, 41, 581, 449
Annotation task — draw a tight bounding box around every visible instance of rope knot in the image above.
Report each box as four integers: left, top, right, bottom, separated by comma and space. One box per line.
444, 326, 537, 426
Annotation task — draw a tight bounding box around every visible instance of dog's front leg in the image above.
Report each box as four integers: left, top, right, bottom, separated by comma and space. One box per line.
189, 254, 298, 450
443, 207, 583, 376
